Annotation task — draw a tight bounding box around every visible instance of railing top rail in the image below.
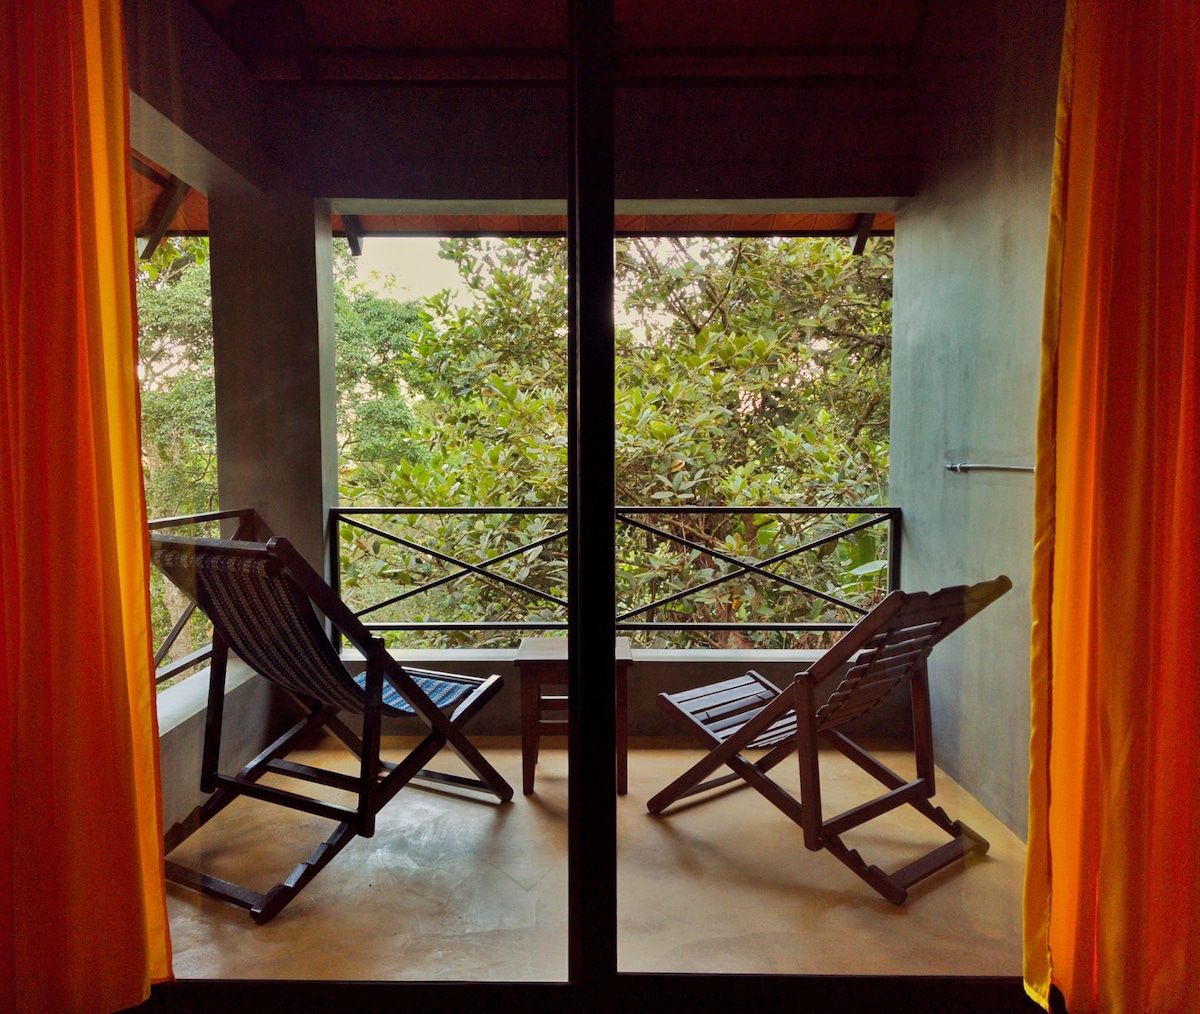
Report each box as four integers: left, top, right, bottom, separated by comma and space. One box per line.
336, 505, 567, 516
357, 620, 855, 632
149, 508, 263, 689
616, 622, 858, 631
358, 621, 569, 631
154, 645, 213, 686
149, 508, 259, 530
335, 504, 900, 516
618, 505, 900, 516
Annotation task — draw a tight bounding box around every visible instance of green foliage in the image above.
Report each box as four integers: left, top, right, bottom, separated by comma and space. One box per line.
383, 239, 569, 507
337, 509, 568, 648
136, 237, 218, 679
138, 237, 217, 520
334, 247, 425, 493
337, 235, 894, 649
136, 232, 894, 655
138, 238, 430, 669
609, 237, 891, 645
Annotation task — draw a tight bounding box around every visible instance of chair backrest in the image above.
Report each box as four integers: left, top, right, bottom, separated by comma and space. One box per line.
151, 535, 370, 714
809, 576, 1011, 732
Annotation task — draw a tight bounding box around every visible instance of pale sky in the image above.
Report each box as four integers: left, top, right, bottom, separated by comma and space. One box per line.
354, 237, 466, 302
351, 235, 651, 328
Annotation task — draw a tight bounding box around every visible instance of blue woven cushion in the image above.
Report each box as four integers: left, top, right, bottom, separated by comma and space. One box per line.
353, 670, 473, 716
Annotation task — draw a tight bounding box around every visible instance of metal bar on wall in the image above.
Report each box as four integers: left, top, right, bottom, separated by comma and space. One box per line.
945, 462, 1035, 473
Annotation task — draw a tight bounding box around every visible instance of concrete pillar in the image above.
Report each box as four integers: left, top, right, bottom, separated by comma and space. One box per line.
207, 186, 337, 572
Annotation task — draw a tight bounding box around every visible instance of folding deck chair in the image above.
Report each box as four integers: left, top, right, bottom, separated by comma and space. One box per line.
647, 575, 1011, 905
152, 533, 513, 923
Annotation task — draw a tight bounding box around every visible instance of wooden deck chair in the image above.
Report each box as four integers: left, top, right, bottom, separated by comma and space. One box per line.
647, 575, 1011, 904
152, 533, 513, 923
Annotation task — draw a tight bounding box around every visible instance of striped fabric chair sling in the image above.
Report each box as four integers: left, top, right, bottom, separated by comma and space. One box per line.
152, 533, 513, 923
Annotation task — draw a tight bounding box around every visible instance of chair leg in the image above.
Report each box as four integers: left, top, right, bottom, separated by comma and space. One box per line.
824, 815, 989, 906
253, 822, 360, 924
165, 821, 360, 924
646, 743, 732, 813
168, 665, 512, 923
440, 676, 515, 802
383, 670, 514, 803
647, 682, 797, 814
165, 703, 333, 854
725, 751, 806, 826
821, 834, 909, 905
520, 661, 542, 795
649, 737, 800, 813
814, 792, 990, 904
649, 692, 991, 905
813, 733, 991, 903
447, 736, 515, 803
162, 783, 238, 854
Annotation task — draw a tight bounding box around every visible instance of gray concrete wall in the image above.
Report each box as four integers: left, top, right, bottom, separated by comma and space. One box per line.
890, 2, 1063, 836
158, 665, 294, 833
208, 188, 338, 572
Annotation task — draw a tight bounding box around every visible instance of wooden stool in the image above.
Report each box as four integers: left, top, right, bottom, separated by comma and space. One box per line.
516, 636, 632, 795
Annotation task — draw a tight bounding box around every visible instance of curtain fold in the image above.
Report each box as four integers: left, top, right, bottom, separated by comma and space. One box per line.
1, 1, 173, 1010
1025, 0, 1200, 1010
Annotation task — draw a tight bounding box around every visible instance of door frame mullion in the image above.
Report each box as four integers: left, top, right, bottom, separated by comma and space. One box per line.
566, 0, 617, 990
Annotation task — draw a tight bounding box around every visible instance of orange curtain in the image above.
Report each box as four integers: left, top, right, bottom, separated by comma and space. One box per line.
0, 1, 173, 1010
1025, 0, 1200, 1010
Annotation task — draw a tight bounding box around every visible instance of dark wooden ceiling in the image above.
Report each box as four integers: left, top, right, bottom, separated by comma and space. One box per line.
132, 1, 924, 244
183, 0, 925, 85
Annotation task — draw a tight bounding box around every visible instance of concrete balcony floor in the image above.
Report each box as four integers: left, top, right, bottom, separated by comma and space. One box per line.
166, 739, 1024, 981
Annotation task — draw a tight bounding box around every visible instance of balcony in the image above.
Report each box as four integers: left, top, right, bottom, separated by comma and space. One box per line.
154, 505, 1025, 982
144, 196, 1039, 998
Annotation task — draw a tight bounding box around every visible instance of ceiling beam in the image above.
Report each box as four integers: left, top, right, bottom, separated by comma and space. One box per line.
130, 154, 169, 186
341, 214, 364, 256
852, 212, 876, 255
126, 0, 272, 193
140, 175, 192, 260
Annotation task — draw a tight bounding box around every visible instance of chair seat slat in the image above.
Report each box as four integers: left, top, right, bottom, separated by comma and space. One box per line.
834, 659, 917, 689
876, 629, 935, 649
706, 708, 796, 743
860, 646, 926, 671
745, 717, 798, 750
822, 680, 897, 712
706, 703, 776, 737
687, 686, 780, 724
667, 673, 773, 709
674, 677, 774, 710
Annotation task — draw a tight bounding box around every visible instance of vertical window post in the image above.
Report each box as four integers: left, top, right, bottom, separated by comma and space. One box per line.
567, 0, 617, 989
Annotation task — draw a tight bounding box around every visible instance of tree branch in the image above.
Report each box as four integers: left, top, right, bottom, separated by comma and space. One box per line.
700, 241, 746, 333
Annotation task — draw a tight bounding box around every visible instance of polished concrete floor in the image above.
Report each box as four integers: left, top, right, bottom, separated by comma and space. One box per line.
166, 738, 1024, 981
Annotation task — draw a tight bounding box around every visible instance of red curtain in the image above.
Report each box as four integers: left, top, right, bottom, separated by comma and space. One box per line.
0, 1, 172, 1009
1025, 0, 1200, 1010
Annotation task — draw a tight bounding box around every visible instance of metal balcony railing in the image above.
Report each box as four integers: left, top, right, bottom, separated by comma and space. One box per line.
331, 505, 901, 647
148, 508, 260, 686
